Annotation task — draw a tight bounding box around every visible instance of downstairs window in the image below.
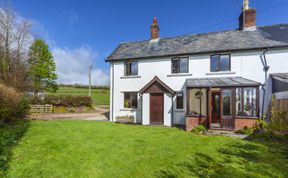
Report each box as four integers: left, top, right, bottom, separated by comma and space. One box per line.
124, 92, 138, 109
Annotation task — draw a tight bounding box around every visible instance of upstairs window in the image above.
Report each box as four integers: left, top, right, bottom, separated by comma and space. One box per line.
124, 92, 138, 109
172, 57, 189, 73
176, 92, 184, 109
124, 61, 138, 76
210, 54, 230, 72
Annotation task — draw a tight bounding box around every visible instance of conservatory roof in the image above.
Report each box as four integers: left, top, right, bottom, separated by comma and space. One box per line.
186, 77, 261, 87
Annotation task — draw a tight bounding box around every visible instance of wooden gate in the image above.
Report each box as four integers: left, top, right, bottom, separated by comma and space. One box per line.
29, 105, 53, 119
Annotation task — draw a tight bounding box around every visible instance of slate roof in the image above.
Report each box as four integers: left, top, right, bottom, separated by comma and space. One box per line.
271, 73, 288, 80
107, 24, 288, 61
186, 77, 261, 87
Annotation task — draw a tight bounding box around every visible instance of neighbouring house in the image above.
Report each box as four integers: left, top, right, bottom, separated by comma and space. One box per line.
106, 0, 288, 131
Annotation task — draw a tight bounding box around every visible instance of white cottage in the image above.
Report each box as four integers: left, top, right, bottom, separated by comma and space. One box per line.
106, 0, 288, 131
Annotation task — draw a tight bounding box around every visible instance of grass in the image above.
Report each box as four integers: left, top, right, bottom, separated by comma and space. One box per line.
49, 86, 110, 106
1, 120, 288, 178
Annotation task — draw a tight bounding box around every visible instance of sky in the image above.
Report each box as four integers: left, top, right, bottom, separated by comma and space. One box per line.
4, 0, 288, 86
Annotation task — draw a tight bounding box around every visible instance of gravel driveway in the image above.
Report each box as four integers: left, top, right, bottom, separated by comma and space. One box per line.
29, 107, 109, 121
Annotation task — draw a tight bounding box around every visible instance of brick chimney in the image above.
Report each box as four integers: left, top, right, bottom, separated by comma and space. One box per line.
150, 17, 160, 39
239, 0, 256, 30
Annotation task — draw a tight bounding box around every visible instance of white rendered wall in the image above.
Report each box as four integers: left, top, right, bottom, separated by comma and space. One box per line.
110, 48, 288, 125
164, 93, 172, 126
142, 93, 150, 125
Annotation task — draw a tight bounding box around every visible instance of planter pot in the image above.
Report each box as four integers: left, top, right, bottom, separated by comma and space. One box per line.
116, 117, 134, 123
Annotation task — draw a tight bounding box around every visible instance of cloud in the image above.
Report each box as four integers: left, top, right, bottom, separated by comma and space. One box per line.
0, 7, 108, 86
52, 46, 110, 86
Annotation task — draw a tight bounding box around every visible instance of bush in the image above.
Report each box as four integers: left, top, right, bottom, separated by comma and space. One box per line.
266, 96, 288, 135
28, 95, 92, 107
14, 97, 30, 119
191, 125, 207, 134
0, 84, 29, 122
235, 126, 254, 135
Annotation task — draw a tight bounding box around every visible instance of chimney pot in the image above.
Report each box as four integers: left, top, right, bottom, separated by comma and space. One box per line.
150, 17, 160, 40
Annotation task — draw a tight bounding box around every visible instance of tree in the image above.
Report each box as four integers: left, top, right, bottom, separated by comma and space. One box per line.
28, 39, 58, 94
0, 6, 32, 91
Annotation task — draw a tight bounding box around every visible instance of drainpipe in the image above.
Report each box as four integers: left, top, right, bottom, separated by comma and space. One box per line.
111, 62, 114, 122
261, 48, 270, 117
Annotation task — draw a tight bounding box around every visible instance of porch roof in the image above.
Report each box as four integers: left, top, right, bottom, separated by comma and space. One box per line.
186, 77, 261, 88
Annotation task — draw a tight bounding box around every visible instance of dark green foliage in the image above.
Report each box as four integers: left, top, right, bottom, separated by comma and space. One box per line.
191, 125, 207, 134
235, 126, 254, 135
14, 97, 30, 119
0, 121, 29, 177
28, 39, 58, 94
28, 95, 92, 107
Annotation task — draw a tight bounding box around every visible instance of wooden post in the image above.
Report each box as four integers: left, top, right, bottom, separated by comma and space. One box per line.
208, 87, 212, 129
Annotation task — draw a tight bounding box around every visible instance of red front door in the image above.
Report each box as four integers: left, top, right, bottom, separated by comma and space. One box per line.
211, 92, 221, 123
150, 93, 164, 124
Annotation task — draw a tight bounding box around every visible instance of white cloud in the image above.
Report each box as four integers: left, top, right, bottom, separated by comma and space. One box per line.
0, 7, 109, 86
52, 46, 110, 86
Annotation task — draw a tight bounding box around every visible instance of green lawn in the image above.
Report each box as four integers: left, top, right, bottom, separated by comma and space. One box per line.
1, 121, 288, 178
49, 86, 110, 106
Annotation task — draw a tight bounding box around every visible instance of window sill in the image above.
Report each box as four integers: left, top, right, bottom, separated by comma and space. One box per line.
120, 75, 141, 79
167, 73, 192, 77
120, 108, 140, 111
206, 71, 236, 75
235, 116, 259, 119
175, 109, 185, 112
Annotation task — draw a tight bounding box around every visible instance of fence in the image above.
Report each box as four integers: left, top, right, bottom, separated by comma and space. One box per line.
30, 104, 53, 115
275, 99, 288, 112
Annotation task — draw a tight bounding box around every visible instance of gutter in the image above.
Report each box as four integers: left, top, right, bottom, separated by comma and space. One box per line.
261, 48, 270, 117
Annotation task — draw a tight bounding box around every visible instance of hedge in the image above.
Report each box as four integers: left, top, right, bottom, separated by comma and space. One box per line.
28, 95, 92, 107
0, 84, 30, 122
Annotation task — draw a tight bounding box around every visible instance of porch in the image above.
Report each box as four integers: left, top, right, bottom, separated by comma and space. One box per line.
185, 77, 261, 131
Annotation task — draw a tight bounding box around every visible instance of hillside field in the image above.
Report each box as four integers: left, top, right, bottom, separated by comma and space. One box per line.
49, 86, 110, 106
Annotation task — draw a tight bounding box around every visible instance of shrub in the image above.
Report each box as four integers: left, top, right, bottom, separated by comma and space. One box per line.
14, 97, 30, 119
191, 125, 207, 134
266, 96, 288, 135
28, 95, 92, 107
0, 84, 29, 122
235, 126, 254, 135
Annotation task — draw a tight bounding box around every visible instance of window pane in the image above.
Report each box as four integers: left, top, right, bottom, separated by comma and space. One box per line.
243, 88, 257, 117
124, 92, 138, 108
172, 58, 179, 73
124, 62, 130, 76
131, 61, 138, 75
220, 55, 230, 71
222, 89, 232, 116
179, 58, 188, 73
211, 55, 219, 72
124, 93, 131, 108
176, 93, 184, 109
236, 88, 242, 116
188, 89, 207, 116
131, 93, 138, 108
